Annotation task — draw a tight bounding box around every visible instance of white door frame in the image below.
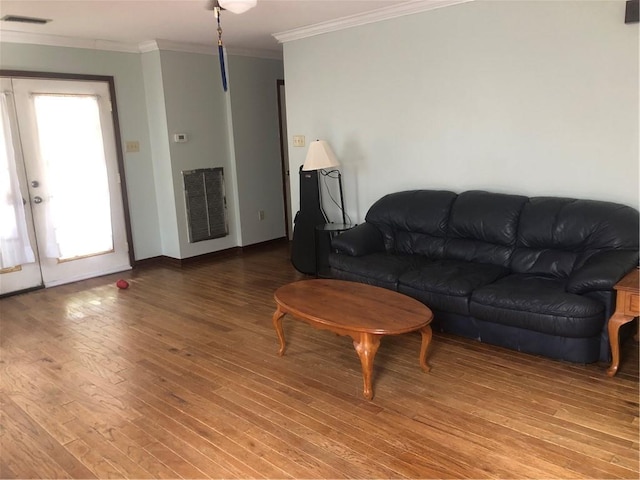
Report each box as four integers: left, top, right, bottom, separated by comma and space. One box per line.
0, 70, 135, 296
277, 79, 292, 240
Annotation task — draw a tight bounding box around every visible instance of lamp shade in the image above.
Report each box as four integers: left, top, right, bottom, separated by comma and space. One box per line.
218, 0, 257, 14
302, 140, 340, 171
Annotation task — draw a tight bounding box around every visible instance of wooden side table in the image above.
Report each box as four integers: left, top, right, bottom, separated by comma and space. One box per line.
606, 268, 639, 377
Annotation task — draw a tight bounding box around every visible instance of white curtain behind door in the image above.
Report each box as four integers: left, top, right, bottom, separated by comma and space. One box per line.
0, 93, 35, 269
32, 94, 114, 260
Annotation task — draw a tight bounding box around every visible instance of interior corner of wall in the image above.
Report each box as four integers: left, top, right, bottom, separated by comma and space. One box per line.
222, 86, 242, 247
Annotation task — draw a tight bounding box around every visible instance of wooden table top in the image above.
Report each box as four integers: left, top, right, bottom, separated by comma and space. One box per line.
274, 279, 432, 335
615, 268, 639, 293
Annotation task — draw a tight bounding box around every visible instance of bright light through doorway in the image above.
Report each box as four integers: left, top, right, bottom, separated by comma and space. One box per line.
34, 94, 113, 260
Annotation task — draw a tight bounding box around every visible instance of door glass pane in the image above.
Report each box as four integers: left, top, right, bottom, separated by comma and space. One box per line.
33, 94, 113, 260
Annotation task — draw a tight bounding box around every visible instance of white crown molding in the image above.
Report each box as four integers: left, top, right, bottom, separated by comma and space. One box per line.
0, 29, 140, 53
139, 39, 215, 55
0, 1, 465, 59
139, 39, 282, 60
226, 47, 283, 61
273, 0, 473, 44
137, 40, 161, 53
0, 31, 283, 60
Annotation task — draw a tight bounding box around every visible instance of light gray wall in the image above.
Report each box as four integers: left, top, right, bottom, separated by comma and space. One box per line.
1, 41, 287, 261
0, 42, 162, 260
154, 49, 241, 258
141, 50, 179, 258
283, 0, 639, 226
227, 55, 286, 246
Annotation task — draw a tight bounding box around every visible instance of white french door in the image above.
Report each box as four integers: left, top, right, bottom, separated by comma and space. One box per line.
0, 76, 130, 295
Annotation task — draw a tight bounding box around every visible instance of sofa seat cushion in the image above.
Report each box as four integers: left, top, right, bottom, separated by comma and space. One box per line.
328, 252, 429, 290
397, 260, 509, 316
470, 274, 604, 338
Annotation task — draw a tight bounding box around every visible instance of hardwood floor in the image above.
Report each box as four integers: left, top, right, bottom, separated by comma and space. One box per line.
1, 240, 638, 479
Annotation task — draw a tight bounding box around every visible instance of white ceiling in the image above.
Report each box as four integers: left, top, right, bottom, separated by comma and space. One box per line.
0, 0, 414, 56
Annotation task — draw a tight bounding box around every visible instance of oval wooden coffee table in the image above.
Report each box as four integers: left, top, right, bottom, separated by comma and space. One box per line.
272, 279, 433, 400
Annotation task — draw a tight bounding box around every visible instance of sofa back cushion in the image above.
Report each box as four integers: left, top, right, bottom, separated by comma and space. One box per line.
365, 190, 456, 258
444, 191, 528, 267
512, 197, 640, 277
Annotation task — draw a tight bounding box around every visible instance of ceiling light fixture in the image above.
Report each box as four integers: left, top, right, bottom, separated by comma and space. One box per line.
210, 0, 257, 92
218, 0, 257, 14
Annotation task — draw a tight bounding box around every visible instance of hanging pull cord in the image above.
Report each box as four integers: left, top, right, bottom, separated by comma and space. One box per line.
215, 6, 228, 92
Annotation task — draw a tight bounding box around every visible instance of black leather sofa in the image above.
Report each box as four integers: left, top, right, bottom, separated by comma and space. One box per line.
329, 190, 639, 363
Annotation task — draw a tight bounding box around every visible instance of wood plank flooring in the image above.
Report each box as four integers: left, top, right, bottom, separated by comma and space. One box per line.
1, 240, 638, 478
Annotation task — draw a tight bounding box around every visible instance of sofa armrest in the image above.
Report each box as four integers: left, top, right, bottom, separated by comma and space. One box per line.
567, 250, 639, 294
331, 222, 385, 257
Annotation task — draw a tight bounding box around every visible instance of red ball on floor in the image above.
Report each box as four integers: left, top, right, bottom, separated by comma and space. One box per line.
116, 279, 129, 289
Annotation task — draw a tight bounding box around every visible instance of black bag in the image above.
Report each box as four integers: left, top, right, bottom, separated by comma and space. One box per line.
291, 167, 327, 274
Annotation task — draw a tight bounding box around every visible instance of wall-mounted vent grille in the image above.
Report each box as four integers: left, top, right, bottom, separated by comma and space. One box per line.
183, 168, 228, 243
1, 15, 51, 24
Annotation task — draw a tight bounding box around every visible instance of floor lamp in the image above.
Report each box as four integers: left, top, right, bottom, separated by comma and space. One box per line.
302, 140, 346, 225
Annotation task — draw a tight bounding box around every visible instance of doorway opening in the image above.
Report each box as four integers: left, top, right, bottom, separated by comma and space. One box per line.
276, 79, 292, 240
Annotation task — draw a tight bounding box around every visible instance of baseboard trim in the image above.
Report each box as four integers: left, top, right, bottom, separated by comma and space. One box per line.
133, 237, 288, 268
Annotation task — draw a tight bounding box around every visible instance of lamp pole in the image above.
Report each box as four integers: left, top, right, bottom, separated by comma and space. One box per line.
337, 171, 346, 225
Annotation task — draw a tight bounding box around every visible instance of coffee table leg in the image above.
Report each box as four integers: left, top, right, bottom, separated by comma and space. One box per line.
419, 325, 432, 373
352, 333, 381, 400
272, 306, 286, 356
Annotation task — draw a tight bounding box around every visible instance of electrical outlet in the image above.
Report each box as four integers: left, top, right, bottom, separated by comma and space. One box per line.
293, 135, 305, 147
258, 210, 265, 221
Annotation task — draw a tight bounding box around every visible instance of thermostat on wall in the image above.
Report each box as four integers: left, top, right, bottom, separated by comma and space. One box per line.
174, 133, 188, 143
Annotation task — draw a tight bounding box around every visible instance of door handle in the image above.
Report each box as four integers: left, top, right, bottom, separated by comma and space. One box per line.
33, 196, 43, 204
